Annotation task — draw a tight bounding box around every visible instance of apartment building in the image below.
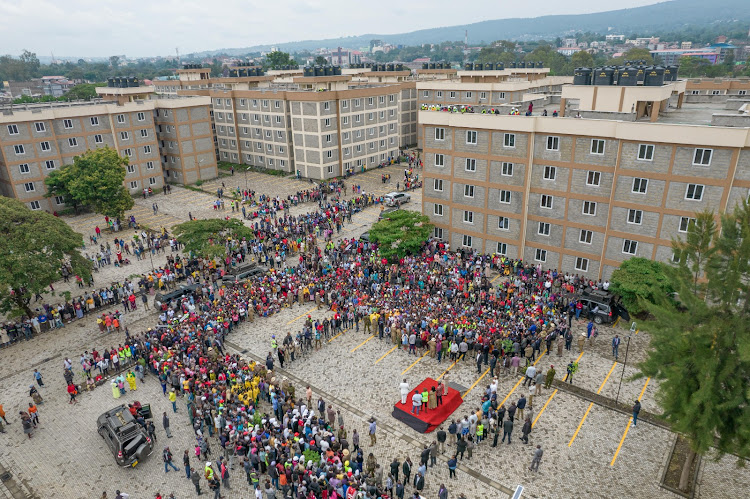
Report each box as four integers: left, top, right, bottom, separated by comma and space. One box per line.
420, 93, 750, 280
0, 86, 216, 212
684, 78, 750, 97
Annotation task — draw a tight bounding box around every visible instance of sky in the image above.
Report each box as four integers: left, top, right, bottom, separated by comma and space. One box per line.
0, 0, 663, 58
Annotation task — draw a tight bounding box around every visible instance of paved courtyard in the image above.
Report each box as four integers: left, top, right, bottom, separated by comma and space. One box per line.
1, 164, 749, 499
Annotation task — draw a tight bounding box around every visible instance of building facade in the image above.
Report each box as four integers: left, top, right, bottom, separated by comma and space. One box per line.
420, 112, 750, 279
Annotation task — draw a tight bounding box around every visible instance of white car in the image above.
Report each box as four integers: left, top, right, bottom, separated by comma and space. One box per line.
384, 192, 411, 206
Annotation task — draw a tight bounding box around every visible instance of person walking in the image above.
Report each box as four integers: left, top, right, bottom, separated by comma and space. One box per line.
612, 335, 621, 361
34, 369, 44, 387
529, 445, 543, 472
163, 447, 180, 473
191, 468, 202, 495
447, 456, 457, 479
439, 483, 448, 499
632, 399, 642, 427
183, 451, 191, 479
163, 412, 172, 438
369, 418, 377, 445
169, 389, 177, 412
566, 360, 576, 384
520, 417, 532, 444
502, 417, 514, 445
544, 365, 556, 389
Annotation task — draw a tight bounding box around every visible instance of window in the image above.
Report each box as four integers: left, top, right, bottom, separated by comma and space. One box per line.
436, 91, 443, 98
144, 145, 152, 154
590, 139, 605, 155
498, 217, 509, 230
435, 154, 445, 167
685, 184, 704, 201
356, 145, 362, 153
129, 181, 138, 189
379, 96, 385, 104
582, 201, 597, 216
275, 101, 281, 109
127, 164, 135, 173
711, 90, 721, 96
324, 118, 331, 127
35, 122, 45, 132
68, 138, 78, 147
503, 133, 515, 148
449, 92, 456, 99
463, 211, 474, 224
540, 194, 553, 209
94, 135, 103, 144
120, 131, 129, 140
149, 177, 157, 185
587, 171, 601, 186
632, 178, 648, 194
464, 185, 475, 198
679, 217, 696, 233
14, 144, 25, 155
269, 159, 275, 166
465, 158, 476, 172
434, 204, 444, 216
739, 90, 747, 96
354, 99, 361, 107
543, 166, 556, 180
534, 249, 547, 262
638, 144, 654, 161
163, 110, 169, 117
116, 114, 125, 124
90, 117, 99, 126
141, 129, 149, 138
54, 196, 65, 205
538, 222, 550, 236
343, 116, 349, 125
368, 113, 374, 121
343, 132, 350, 141
501, 162, 513, 176
575, 257, 589, 272
29, 201, 40, 210
434, 127, 445, 141
63, 119, 73, 129
579, 230, 593, 244
124, 148, 132, 157
546, 136, 559, 151
265, 130, 271, 138
434, 179, 444, 191
622, 239, 638, 255
465, 91, 472, 99
326, 150, 333, 159
690, 90, 700, 95
146, 161, 154, 170
693, 148, 712, 166
434, 227, 444, 239
342, 100, 349, 109
325, 134, 332, 143
45, 160, 55, 169
40, 141, 51, 151
355, 115, 361, 123
499, 190, 512, 204
367, 97, 374, 106
267, 144, 273, 152
462, 235, 473, 247
389, 94, 395, 103
466, 130, 477, 144
18, 163, 30, 174
277, 131, 283, 139
262, 100, 269, 107
627, 209, 643, 225
24, 182, 35, 192
280, 160, 286, 167
480, 92, 487, 100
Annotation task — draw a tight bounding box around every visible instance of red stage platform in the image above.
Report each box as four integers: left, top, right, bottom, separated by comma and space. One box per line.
391, 377, 463, 433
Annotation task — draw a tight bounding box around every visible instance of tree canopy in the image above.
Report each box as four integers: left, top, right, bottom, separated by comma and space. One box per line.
638, 202, 750, 489
0, 197, 92, 318
609, 257, 674, 316
44, 146, 134, 218
173, 218, 255, 261
369, 210, 432, 263
264, 51, 298, 69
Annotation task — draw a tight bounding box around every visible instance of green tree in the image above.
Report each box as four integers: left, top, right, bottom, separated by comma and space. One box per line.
639, 201, 750, 491
571, 50, 594, 68
264, 51, 297, 69
672, 210, 716, 296
44, 146, 134, 219
109, 55, 120, 68
173, 218, 254, 261
0, 197, 92, 318
369, 210, 432, 263
61, 83, 103, 101
609, 257, 674, 316
314, 56, 328, 66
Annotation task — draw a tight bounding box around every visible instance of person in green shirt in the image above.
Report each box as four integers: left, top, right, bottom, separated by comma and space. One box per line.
476, 422, 484, 443
421, 390, 429, 411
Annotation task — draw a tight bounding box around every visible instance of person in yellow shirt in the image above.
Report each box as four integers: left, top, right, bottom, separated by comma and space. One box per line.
169, 389, 177, 413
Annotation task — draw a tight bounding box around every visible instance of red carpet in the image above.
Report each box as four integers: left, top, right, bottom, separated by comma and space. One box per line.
391, 377, 463, 433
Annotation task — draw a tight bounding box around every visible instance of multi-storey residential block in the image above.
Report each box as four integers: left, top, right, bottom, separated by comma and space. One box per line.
0, 84, 216, 212
420, 80, 750, 279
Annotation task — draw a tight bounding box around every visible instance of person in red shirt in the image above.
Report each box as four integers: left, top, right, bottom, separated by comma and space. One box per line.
67, 382, 78, 404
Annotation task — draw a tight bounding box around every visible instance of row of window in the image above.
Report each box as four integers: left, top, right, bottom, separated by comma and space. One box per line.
216, 95, 396, 110
7, 114, 148, 137
423, 90, 505, 100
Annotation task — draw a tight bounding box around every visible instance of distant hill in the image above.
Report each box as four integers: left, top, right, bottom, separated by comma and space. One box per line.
190, 0, 749, 56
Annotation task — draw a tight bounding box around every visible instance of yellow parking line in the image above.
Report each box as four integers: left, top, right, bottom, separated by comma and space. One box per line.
499, 377, 524, 407
610, 377, 650, 466
327, 327, 351, 343
613, 316, 621, 327
463, 367, 491, 398
351, 334, 376, 352
436, 360, 458, 381
401, 351, 428, 375
568, 361, 618, 446
286, 306, 317, 326
375, 345, 399, 364
532, 351, 584, 428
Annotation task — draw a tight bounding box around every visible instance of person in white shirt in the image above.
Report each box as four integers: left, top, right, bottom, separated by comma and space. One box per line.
400, 379, 410, 404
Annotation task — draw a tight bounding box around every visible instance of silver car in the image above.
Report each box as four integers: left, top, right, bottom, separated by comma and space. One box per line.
384, 192, 411, 206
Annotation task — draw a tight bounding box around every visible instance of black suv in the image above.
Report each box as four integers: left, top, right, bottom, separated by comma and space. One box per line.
578, 288, 629, 324
154, 283, 201, 310
97, 404, 154, 467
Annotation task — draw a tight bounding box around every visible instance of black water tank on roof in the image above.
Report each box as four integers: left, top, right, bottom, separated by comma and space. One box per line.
107, 77, 115, 87
475, 63, 484, 71
617, 67, 638, 86
510, 62, 517, 69
573, 68, 591, 85
537, 61, 544, 68
127, 76, 136, 87
386, 63, 395, 71
644, 66, 665, 86
636, 66, 646, 83
428, 63, 436, 70
485, 62, 494, 70
396, 63, 404, 71
304, 67, 313, 77
422, 63, 429, 70
593, 67, 614, 85
464, 63, 473, 71
497, 62, 505, 71
664, 65, 678, 81
334, 66, 342, 75
324, 66, 333, 76
313, 66, 323, 77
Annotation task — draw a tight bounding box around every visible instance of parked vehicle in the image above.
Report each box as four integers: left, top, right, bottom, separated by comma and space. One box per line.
154, 283, 201, 310
378, 207, 399, 221
577, 288, 628, 324
384, 192, 411, 207
97, 404, 154, 467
